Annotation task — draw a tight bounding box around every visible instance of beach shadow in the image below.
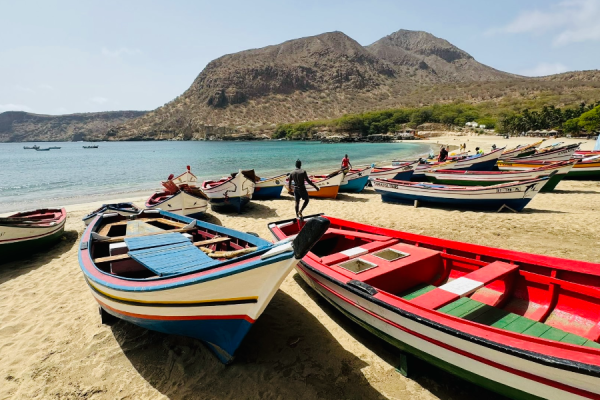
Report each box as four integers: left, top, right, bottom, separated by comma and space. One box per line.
292, 274, 509, 400
551, 189, 600, 195
197, 213, 223, 226
336, 194, 370, 203
519, 208, 566, 214
110, 289, 388, 399
0, 230, 79, 285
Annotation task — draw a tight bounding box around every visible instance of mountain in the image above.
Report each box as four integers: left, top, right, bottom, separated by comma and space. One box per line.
365, 30, 517, 83
5, 29, 600, 142
0, 111, 147, 142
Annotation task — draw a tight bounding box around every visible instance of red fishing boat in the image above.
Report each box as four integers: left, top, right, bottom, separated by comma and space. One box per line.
269, 215, 600, 400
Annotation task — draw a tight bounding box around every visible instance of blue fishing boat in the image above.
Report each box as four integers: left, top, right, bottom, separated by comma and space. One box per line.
252, 173, 287, 199
82, 203, 141, 226
78, 210, 330, 363
340, 166, 372, 193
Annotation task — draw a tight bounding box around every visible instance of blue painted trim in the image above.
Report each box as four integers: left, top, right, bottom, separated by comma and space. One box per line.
103, 307, 253, 363
252, 185, 283, 199
208, 196, 250, 212
340, 176, 369, 193
376, 190, 532, 211
393, 170, 415, 181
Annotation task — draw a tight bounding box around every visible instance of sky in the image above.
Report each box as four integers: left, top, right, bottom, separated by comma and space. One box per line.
1, 0, 599, 115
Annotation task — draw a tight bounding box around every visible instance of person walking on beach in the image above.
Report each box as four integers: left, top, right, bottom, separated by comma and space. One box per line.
341, 154, 352, 171
288, 159, 319, 220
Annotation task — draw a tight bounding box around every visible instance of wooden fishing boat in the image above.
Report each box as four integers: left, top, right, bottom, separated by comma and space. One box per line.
146, 179, 209, 217
0, 208, 66, 258
506, 143, 579, 163
340, 166, 372, 193
499, 141, 543, 160
499, 158, 600, 180
23, 145, 39, 150
202, 170, 255, 212
287, 169, 345, 199
575, 150, 600, 159
411, 148, 506, 180
35, 147, 51, 151
372, 177, 549, 211
170, 166, 198, 187
268, 215, 600, 400
48, 146, 61, 150
370, 161, 418, 181
424, 161, 574, 192
83, 145, 99, 149
79, 210, 330, 363
252, 173, 287, 199
83, 203, 141, 226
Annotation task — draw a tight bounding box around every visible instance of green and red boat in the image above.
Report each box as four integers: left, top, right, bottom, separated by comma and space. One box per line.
269, 215, 600, 400
424, 160, 574, 192
0, 208, 67, 259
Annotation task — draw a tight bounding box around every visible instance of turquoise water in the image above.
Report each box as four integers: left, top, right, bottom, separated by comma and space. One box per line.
0, 141, 433, 212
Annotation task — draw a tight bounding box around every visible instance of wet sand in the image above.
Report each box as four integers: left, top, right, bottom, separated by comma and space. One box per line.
1, 135, 599, 399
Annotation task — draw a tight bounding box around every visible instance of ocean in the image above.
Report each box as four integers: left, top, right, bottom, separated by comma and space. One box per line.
0, 140, 433, 213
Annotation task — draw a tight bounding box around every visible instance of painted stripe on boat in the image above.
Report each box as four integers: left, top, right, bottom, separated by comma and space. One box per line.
0, 222, 65, 244
87, 279, 258, 307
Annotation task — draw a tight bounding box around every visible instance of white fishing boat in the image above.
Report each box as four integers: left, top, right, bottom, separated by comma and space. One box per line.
202, 170, 256, 212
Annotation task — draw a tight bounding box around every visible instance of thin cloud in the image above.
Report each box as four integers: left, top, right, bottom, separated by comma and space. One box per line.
520, 62, 570, 77
15, 85, 35, 94
0, 104, 32, 112
487, 0, 600, 46
40, 84, 55, 90
101, 47, 142, 57
90, 96, 109, 104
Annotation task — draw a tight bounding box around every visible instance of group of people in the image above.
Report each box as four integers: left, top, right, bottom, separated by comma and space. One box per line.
438, 143, 487, 162
288, 154, 352, 220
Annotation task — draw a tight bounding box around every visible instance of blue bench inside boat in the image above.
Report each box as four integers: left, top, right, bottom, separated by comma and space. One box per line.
125, 232, 219, 277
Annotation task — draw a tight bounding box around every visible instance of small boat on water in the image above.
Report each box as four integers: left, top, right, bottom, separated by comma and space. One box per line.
268, 215, 600, 400
370, 161, 417, 181
79, 210, 330, 363
0, 208, 67, 258
82, 203, 141, 226
202, 170, 256, 212
48, 146, 61, 150
252, 173, 287, 199
372, 176, 549, 211
499, 141, 543, 160
340, 166, 372, 193
23, 145, 39, 150
146, 179, 209, 217
506, 143, 579, 163
35, 148, 51, 151
287, 169, 345, 199
424, 161, 574, 192
83, 145, 99, 149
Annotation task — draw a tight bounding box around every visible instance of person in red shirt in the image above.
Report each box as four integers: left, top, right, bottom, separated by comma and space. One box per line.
341, 154, 352, 171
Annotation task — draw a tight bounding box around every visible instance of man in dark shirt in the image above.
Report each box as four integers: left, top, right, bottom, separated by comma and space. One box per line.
288, 159, 319, 219
438, 146, 449, 162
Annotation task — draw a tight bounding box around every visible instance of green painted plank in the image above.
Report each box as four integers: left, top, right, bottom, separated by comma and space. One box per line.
503, 316, 537, 334
399, 284, 436, 301
583, 340, 600, 349
438, 297, 471, 314
462, 304, 496, 322
444, 299, 486, 318
490, 313, 521, 329
522, 322, 552, 338
539, 327, 569, 342
560, 333, 588, 346
471, 306, 511, 326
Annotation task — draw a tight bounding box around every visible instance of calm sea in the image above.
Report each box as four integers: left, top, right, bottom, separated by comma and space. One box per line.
0, 141, 433, 213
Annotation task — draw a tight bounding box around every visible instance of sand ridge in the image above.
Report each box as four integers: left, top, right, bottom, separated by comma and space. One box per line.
1, 135, 599, 399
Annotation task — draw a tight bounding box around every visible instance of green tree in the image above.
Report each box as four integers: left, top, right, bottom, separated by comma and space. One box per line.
578, 105, 600, 132
562, 118, 582, 135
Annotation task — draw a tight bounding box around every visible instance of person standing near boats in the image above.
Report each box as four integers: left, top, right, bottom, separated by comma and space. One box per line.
438, 146, 449, 162
341, 154, 352, 171
288, 159, 319, 219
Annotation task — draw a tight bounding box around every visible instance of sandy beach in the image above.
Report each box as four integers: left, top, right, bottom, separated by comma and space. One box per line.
2, 135, 600, 400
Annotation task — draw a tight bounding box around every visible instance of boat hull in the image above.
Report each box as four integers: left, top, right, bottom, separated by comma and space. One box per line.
79, 211, 300, 363
373, 178, 546, 211
0, 224, 65, 257
146, 191, 208, 218
294, 262, 597, 400
209, 195, 251, 212
202, 172, 255, 212
565, 162, 600, 180
252, 185, 283, 199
